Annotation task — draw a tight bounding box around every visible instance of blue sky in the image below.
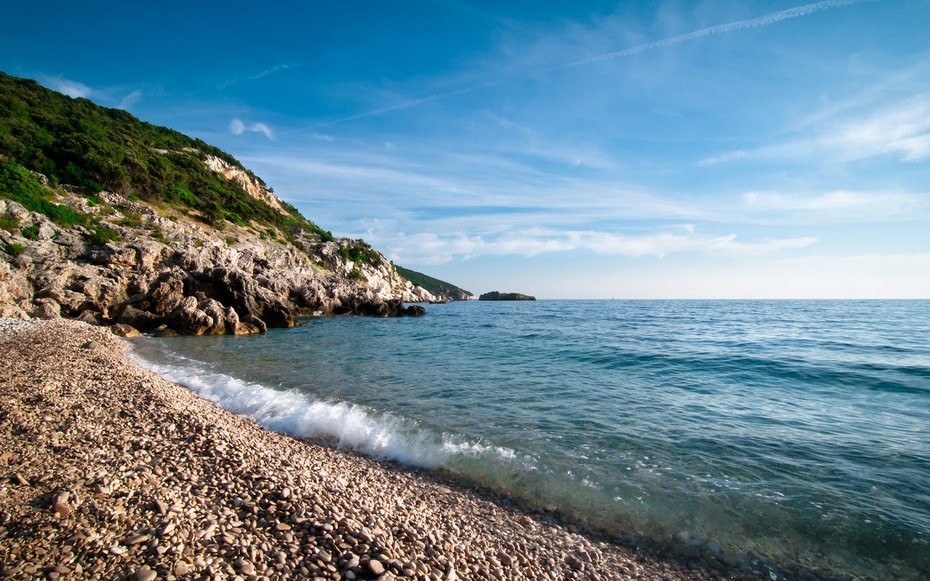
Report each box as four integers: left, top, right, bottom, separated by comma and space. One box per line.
3, 0, 929, 298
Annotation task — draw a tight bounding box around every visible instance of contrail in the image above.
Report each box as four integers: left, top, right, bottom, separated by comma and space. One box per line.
294, 0, 869, 131
556, 0, 869, 70
290, 82, 499, 132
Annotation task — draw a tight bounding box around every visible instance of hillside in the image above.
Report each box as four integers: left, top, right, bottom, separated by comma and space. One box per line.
0, 72, 441, 333
0, 72, 323, 237
394, 265, 473, 301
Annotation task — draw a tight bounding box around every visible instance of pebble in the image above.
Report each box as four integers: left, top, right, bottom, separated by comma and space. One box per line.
368, 560, 386, 575
52, 492, 71, 517
131, 567, 157, 581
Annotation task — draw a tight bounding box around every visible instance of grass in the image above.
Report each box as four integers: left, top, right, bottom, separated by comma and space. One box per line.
0, 214, 18, 232
4, 241, 25, 256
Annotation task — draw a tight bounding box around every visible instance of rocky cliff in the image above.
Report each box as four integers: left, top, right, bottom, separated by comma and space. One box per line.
0, 177, 434, 335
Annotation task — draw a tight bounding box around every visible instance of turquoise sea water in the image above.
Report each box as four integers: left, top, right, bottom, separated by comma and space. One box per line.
128, 300, 930, 579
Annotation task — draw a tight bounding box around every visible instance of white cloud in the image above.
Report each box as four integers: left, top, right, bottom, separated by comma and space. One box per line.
229, 118, 274, 139
826, 95, 930, 162
43, 76, 91, 98
248, 63, 294, 81
697, 150, 747, 167
118, 90, 142, 110
364, 226, 815, 265
724, 92, 930, 166
741, 190, 927, 222
242, 151, 698, 225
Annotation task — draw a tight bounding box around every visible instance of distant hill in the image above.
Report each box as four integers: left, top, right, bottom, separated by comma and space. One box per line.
0, 71, 326, 238
394, 265, 472, 302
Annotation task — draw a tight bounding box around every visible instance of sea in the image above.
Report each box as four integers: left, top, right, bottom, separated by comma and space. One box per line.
127, 300, 930, 579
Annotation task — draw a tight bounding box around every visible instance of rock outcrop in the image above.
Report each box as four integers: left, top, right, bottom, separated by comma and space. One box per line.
0, 188, 435, 335
478, 291, 536, 301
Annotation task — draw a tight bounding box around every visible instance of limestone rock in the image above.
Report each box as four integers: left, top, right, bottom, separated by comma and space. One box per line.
31, 298, 61, 320
110, 323, 141, 338
2, 187, 441, 335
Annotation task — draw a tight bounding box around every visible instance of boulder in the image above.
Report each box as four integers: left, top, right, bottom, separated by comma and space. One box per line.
31, 298, 61, 319
143, 270, 186, 315
117, 305, 161, 331
110, 323, 142, 338
166, 296, 215, 336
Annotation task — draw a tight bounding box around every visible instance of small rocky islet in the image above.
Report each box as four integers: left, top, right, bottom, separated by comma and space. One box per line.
478, 291, 536, 301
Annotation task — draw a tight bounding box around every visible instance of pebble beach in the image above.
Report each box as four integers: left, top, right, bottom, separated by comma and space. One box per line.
0, 318, 725, 580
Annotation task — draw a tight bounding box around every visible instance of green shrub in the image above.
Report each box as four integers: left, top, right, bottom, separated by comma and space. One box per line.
88, 225, 120, 245
0, 214, 18, 232
348, 267, 366, 281
20, 223, 39, 240
4, 241, 25, 256
0, 159, 88, 227
224, 235, 237, 245
117, 212, 142, 228
150, 226, 169, 244
337, 240, 381, 266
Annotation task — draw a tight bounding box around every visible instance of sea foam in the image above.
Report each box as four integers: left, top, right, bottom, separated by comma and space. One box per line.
127, 347, 517, 469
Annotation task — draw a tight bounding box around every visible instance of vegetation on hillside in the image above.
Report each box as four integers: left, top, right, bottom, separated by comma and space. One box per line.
394, 265, 472, 297
0, 158, 120, 245
0, 72, 327, 237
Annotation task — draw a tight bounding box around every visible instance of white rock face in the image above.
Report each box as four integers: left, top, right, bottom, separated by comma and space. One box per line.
203, 154, 286, 214
0, 188, 435, 334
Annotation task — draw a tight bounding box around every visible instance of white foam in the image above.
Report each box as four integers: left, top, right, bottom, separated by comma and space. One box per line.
127, 345, 518, 470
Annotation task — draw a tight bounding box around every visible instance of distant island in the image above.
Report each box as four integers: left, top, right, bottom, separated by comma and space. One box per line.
478, 291, 536, 301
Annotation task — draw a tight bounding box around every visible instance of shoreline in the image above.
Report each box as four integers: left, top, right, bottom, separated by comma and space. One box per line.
1, 318, 751, 580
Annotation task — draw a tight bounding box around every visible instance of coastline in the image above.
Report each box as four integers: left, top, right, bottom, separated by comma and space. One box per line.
0, 319, 724, 580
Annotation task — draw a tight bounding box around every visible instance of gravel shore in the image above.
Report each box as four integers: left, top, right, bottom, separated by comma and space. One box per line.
0, 319, 725, 580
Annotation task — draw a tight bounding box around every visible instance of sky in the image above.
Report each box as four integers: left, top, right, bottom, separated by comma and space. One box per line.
2, 0, 929, 298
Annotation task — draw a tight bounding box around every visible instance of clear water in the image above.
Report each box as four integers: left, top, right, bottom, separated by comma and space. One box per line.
128, 300, 930, 579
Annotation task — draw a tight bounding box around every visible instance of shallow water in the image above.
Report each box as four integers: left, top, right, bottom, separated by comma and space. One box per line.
128, 300, 930, 579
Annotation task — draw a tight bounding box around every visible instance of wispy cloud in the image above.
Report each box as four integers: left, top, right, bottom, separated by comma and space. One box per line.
242, 150, 699, 226
740, 190, 929, 223
118, 90, 142, 110
363, 225, 816, 265
41, 75, 91, 98
230, 118, 274, 139
221, 63, 297, 89
698, 150, 747, 167
703, 90, 930, 167
248, 63, 295, 81
557, 0, 868, 70
294, 0, 866, 130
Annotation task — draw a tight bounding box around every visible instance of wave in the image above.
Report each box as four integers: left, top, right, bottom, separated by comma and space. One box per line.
126, 346, 519, 470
